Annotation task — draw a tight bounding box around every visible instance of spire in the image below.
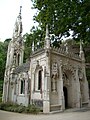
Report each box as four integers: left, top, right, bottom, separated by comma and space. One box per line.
79, 40, 85, 61
13, 6, 23, 38
45, 24, 50, 49
18, 6, 22, 19
20, 6, 22, 14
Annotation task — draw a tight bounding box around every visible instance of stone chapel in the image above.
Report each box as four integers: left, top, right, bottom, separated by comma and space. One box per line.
3, 7, 89, 113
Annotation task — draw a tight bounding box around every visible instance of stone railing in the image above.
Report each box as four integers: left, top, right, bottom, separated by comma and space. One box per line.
31, 43, 81, 60
51, 46, 80, 60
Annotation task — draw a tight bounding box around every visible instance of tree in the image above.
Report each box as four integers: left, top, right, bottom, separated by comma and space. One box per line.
0, 39, 10, 81
0, 39, 10, 102
24, 26, 45, 61
0, 42, 6, 80
31, 0, 90, 44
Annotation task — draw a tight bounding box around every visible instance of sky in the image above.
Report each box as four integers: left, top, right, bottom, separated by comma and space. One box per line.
0, 0, 37, 42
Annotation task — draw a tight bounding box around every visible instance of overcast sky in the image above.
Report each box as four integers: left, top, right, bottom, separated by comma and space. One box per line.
0, 0, 37, 42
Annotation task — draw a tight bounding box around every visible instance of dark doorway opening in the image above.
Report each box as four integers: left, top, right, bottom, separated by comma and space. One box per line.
63, 86, 68, 108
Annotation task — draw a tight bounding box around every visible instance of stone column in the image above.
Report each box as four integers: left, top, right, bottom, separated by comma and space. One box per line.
45, 24, 50, 49
79, 39, 89, 104
43, 50, 50, 113
58, 60, 64, 110
2, 78, 7, 102
75, 67, 81, 108
19, 48, 24, 65
52, 77, 57, 92
10, 44, 14, 66
82, 63, 89, 103
43, 75, 50, 113
6, 42, 12, 68
7, 79, 10, 102
6, 52, 10, 68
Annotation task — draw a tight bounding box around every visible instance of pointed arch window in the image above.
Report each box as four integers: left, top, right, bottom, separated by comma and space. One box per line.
17, 54, 20, 66
14, 53, 16, 65
20, 79, 25, 94
34, 64, 43, 92
38, 70, 42, 90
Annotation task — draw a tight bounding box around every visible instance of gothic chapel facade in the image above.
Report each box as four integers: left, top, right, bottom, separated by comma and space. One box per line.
3, 7, 89, 113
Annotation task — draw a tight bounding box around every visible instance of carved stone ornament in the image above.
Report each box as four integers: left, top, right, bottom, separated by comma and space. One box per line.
10, 81, 14, 86
63, 64, 76, 81
63, 73, 70, 86
78, 69, 83, 80
35, 60, 43, 71
51, 62, 58, 79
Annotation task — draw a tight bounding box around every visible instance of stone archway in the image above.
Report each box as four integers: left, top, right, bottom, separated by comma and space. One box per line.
63, 69, 75, 109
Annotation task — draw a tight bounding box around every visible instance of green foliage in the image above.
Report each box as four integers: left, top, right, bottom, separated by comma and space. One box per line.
0, 39, 10, 80
31, 0, 90, 43
0, 80, 3, 102
0, 42, 6, 80
0, 39, 11, 103
23, 27, 45, 61
24, 104, 40, 114
0, 41, 6, 102
0, 102, 40, 114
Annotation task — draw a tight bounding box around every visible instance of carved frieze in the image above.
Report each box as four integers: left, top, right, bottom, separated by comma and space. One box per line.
63, 63, 76, 81
63, 72, 70, 86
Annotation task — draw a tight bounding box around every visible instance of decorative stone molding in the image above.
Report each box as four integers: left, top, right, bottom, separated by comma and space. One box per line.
51, 46, 80, 59
35, 60, 42, 71
10, 81, 14, 86
33, 60, 43, 92
63, 63, 76, 81
63, 72, 70, 86
78, 68, 83, 80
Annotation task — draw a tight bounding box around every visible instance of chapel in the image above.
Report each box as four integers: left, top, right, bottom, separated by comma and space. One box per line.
3, 7, 89, 113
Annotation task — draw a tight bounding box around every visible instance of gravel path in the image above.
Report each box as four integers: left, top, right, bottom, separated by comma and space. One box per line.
0, 109, 90, 120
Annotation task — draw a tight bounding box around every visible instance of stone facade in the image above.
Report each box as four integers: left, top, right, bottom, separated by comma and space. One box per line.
3, 8, 89, 113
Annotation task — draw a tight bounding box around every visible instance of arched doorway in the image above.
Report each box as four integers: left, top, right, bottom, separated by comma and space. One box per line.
63, 86, 68, 108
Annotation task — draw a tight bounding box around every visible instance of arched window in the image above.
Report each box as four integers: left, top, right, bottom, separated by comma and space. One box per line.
38, 70, 42, 90
17, 54, 20, 66
34, 67, 43, 92
20, 79, 25, 94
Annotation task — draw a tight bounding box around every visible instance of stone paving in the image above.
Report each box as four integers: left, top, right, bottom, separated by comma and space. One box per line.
0, 109, 90, 120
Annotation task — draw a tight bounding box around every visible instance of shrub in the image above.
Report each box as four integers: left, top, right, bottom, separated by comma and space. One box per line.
0, 102, 40, 114
0, 97, 2, 103
25, 104, 40, 114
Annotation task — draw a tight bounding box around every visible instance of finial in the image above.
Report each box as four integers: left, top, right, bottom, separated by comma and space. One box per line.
65, 42, 68, 53
32, 41, 34, 52
45, 24, 50, 49
80, 39, 83, 52
79, 40, 85, 61
18, 6, 22, 19
19, 6, 22, 15
46, 24, 49, 38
